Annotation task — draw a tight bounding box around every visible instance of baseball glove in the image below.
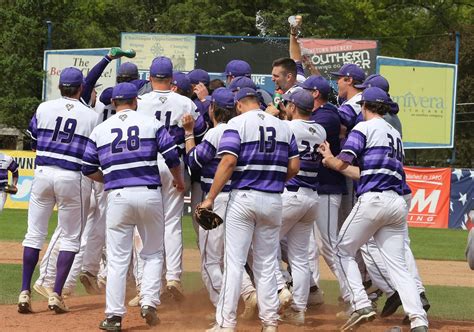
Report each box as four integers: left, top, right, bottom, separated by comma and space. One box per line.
1, 185, 18, 194
194, 206, 223, 230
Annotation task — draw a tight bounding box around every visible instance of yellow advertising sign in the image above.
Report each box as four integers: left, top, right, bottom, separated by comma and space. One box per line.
121, 33, 196, 72
1, 150, 35, 209
377, 56, 457, 149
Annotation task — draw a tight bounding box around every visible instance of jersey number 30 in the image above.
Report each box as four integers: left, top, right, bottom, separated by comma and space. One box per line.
387, 133, 403, 161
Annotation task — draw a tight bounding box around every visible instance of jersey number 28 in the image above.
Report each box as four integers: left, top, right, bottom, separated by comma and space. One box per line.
111, 126, 140, 153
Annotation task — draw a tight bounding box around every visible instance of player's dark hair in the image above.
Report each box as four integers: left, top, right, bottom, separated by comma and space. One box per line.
214, 105, 236, 124
113, 98, 135, 106
210, 79, 225, 91
117, 75, 137, 83
272, 57, 297, 76
362, 101, 390, 116
59, 85, 81, 97
295, 105, 312, 117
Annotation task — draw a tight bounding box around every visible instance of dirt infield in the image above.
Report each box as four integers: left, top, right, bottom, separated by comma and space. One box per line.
2, 291, 474, 331
1, 243, 472, 287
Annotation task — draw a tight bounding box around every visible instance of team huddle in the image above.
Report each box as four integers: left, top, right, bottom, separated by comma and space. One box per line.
6, 22, 432, 332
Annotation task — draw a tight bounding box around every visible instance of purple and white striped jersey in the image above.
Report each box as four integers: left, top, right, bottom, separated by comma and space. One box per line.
0, 153, 19, 186
27, 97, 99, 171
137, 90, 207, 155
338, 92, 362, 131
218, 110, 299, 193
185, 123, 231, 193
82, 110, 180, 191
285, 120, 326, 191
338, 118, 405, 196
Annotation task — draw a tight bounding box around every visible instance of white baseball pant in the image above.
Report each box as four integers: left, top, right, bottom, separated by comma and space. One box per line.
335, 191, 428, 329
216, 190, 281, 328
23, 166, 90, 252
105, 187, 165, 317
0, 192, 6, 212
158, 155, 184, 282
275, 188, 318, 311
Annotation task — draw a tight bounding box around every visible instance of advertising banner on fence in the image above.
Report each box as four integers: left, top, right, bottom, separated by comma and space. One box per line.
43, 49, 116, 101
1, 150, 36, 210
299, 39, 378, 78
405, 167, 451, 228
377, 56, 457, 149
121, 33, 196, 72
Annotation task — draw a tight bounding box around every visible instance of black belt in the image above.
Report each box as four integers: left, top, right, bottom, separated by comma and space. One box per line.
285, 186, 317, 192
114, 185, 159, 190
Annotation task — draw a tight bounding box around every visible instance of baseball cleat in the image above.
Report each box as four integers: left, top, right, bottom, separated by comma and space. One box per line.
33, 283, 53, 299
336, 302, 352, 320
79, 271, 101, 295
167, 280, 185, 302
381, 291, 402, 317
278, 287, 293, 313
279, 307, 305, 326
18, 290, 33, 314
99, 315, 122, 331
48, 292, 69, 314
411, 326, 428, 332
340, 306, 376, 331
239, 291, 258, 320
141, 305, 160, 326
386, 327, 402, 332
128, 293, 140, 307
307, 287, 324, 306
261, 325, 278, 332
205, 323, 235, 331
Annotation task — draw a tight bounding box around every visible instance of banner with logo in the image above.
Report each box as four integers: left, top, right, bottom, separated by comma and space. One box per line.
1, 150, 36, 209
43, 48, 117, 101
377, 56, 457, 149
405, 167, 452, 228
299, 39, 378, 78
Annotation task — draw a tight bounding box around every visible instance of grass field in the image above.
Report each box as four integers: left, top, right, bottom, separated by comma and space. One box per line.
1, 209, 468, 260
1, 208, 472, 321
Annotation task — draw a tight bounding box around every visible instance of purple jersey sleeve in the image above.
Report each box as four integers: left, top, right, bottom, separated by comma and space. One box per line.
338, 129, 366, 164
27, 113, 38, 150
82, 56, 112, 105
289, 134, 299, 159
82, 138, 100, 176
218, 129, 241, 157
295, 61, 305, 77
338, 104, 358, 129
7, 159, 19, 173
185, 140, 217, 172
193, 114, 208, 138
156, 126, 180, 169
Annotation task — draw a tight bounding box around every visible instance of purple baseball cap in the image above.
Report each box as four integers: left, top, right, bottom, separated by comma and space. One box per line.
118, 62, 139, 78
354, 74, 390, 92
301, 75, 331, 96
356, 87, 392, 105
59, 67, 83, 87
234, 87, 258, 104
112, 82, 138, 100
228, 76, 256, 92
330, 63, 366, 82
205, 87, 234, 109
282, 89, 314, 112
150, 56, 173, 78
187, 69, 210, 85
172, 71, 191, 93
224, 60, 252, 77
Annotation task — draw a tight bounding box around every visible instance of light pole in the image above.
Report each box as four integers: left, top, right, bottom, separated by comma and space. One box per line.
46, 20, 52, 50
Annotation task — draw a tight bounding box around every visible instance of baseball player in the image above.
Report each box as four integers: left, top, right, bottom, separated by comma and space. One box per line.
299, 75, 348, 304
319, 87, 428, 332
274, 89, 326, 326
182, 88, 258, 318
18, 67, 99, 314
0, 152, 19, 212
82, 82, 184, 330
352, 74, 430, 322
136, 56, 207, 301
201, 87, 300, 332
